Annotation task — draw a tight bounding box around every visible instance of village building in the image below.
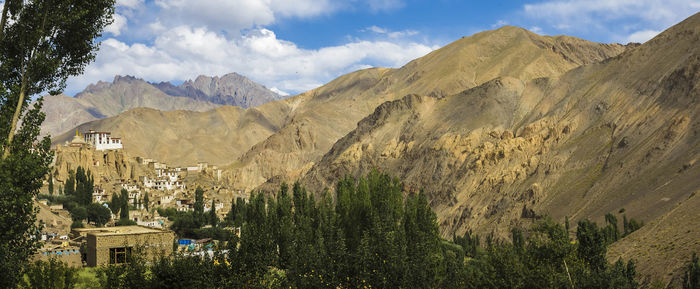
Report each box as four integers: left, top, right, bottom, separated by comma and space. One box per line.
140, 176, 185, 191
72, 226, 174, 267
67, 131, 88, 148
83, 130, 123, 151
92, 187, 108, 203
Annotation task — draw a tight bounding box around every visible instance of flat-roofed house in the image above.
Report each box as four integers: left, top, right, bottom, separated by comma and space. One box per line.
72, 226, 174, 267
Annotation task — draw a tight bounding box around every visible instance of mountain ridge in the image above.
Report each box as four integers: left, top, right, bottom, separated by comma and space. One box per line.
41, 72, 281, 137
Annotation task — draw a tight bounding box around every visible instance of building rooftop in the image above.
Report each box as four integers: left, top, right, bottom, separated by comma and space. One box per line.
72, 226, 168, 236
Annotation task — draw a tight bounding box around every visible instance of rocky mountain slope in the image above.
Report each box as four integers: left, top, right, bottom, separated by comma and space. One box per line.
41, 73, 281, 137
223, 25, 629, 191
53, 102, 291, 166
51, 25, 629, 187
299, 12, 699, 284
153, 72, 284, 108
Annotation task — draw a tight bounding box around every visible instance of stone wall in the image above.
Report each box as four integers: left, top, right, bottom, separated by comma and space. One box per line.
86, 230, 174, 267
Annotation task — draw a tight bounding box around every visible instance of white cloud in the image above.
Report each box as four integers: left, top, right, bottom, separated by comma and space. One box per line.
491, 20, 508, 28
521, 0, 699, 42
529, 26, 544, 34
148, 20, 166, 33
362, 25, 418, 38
269, 87, 290, 96
116, 0, 144, 9
69, 26, 435, 95
153, 0, 338, 35
625, 29, 660, 43
63, 0, 432, 96
105, 14, 127, 36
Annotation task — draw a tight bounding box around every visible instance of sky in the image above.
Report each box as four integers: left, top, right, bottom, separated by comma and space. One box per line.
61, 0, 700, 96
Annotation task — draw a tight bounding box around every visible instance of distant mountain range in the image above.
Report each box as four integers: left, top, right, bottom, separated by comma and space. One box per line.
41, 73, 282, 137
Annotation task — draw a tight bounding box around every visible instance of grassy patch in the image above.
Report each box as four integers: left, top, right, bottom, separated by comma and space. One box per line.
74, 267, 100, 289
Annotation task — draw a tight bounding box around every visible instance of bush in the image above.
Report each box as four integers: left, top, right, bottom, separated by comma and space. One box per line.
21, 258, 77, 289
70, 206, 88, 221
71, 220, 84, 229
115, 218, 136, 226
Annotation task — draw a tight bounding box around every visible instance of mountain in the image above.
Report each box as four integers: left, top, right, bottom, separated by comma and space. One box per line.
53, 102, 290, 167
52, 25, 629, 184
222, 25, 629, 191
40, 73, 281, 137
298, 12, 700, 284
153, 72, 285, 108
40, 94, 102, 139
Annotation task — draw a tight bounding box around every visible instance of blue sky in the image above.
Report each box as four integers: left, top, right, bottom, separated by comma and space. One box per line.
61, 0, 699, 96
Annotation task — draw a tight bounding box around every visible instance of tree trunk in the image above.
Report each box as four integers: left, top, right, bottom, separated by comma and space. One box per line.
0, 0, 9, 41
2, 69, 28, 159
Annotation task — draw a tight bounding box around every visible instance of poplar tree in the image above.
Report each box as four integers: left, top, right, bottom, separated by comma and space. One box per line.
143, 192, 149, 211
119, 189, 129, 220
0, 0, 115, 158
47, 173, 53, 194
209, 199, 217, 227
194, 186, 204, 226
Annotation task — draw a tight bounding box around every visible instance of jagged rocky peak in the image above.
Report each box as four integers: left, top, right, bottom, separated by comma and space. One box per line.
173, 72, 283, 108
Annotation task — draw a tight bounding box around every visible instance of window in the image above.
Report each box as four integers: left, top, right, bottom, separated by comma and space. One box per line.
109, 247, 132, 264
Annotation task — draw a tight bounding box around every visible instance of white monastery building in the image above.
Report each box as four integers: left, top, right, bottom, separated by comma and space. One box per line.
83, 130, 123, 151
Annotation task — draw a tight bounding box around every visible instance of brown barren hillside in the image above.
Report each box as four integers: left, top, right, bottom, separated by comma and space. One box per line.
53, 102, 291, 166
299, 12, 700, 284
53, 26, 626, 177
223, 26, 628, 191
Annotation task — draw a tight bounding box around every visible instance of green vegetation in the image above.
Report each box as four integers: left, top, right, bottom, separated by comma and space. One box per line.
683, 253, 699, 289
82, 171, 652, 288
48, 174, 54, 195
157, 186, 232, 240
41, 166, 113, 226
0, 0, 114, 278
19, 258, 77, 289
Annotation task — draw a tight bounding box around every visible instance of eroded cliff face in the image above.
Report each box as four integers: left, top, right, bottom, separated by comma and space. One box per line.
52, 145, 149, 184
224, 27, 629, 192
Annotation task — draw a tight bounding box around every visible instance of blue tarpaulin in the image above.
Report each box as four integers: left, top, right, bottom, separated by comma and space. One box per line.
178, 239, 193, 245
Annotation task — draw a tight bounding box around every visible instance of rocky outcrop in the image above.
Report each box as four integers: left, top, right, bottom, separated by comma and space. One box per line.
168, 73, 284, 108
52, 145, 150, 185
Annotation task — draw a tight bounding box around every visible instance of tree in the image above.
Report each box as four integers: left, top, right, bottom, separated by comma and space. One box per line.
87, 203, 111, 227
73, 166, 93, 205
70, 206, 87, 221
209, 199, 218, 227
0, 5, 114, 282
0, 0, 115, 158
194, 186, 204, 225
226, 198, 236, 224
64, 170, 75, 196
109, 192, 122, 216
20, 257, 77, 289
143, 192, 149, 211
683, 253, 699, 289
577, 219, 607, 271
119, 189, 129, 220
48, 173, 53, 194
0, 102, 51, 288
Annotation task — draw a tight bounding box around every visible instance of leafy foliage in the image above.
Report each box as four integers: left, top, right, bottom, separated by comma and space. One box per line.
683, 253, 700, 289
20, 258, 77, 289
54, 171, 650, 289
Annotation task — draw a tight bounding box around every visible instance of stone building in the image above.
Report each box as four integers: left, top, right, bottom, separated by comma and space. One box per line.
83, 130, 123, 151
72, 226, 174, 267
